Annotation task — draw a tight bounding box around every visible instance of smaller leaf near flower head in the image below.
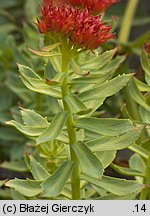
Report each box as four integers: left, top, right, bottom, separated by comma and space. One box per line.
27, 46, 61, 57
79, 74, 132, 102
41, 42, 61, 52
18, 64, 61, 98
80, 48, 117, 70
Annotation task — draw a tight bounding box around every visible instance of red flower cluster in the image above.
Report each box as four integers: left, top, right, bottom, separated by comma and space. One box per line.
36, 4, 114, 50
44, 0, 117, 13
69, 0, 118, 13
145, 40, 150, 55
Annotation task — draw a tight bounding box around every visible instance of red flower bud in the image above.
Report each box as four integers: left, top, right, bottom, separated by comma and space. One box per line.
69, 0, 118, 13
145, 40, 150, 55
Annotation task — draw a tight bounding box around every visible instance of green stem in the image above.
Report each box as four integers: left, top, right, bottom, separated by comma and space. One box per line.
128, 144, 148, 160
61, 54, 80, 200
119, 0, 139, 44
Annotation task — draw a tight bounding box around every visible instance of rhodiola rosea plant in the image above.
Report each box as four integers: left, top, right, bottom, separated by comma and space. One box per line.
4, 0, 149, 200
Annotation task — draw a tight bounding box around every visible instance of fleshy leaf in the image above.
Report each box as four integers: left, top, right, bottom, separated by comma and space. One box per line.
36, 111, 69, 144
21, 108, 49, 128
129, 78, 150, 112
72, 141, 104, 179
135, 78, 150, 92
79, 74, 132, 101
5, 120, 46, 137
64, 94, 90, 114
80, 48, 117, 70
5, 179, 42, 197
30, 156, 50, 181
100, 192, 139, 200
111, 163, 144, 177
129, 154, 146, 174
87, 126, 143, 151
75, 117, 135, 136
18, 64, 61, 98
41, 160, 75, 197
27, 46, 60, 57
96, 151, 116, 168
80, 174, 145, 196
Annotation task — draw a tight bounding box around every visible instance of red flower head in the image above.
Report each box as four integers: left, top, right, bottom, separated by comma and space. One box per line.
44, 0, 65, 6
36, 3, 114, 50
68, 0, 118, 13
145, 40, 150, 55
71, 9, 114, 49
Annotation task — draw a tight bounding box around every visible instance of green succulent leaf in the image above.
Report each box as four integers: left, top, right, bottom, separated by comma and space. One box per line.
41, 42, 61, 52
28, 47, 60, 57
100, 192, 139, 200
129, 78, 150, 112
18, 64, 61, 98
72, 141, 104, 179
139, 106, 150, 136
64, 93, 90, 114
96, 151, 116, 168
87, 126, 143, 151
80, 174, 145, 196
129, 144, 148, 160
41, 160, 75, 197
111, 163, 144, 177
10, 189, 26, 200
92, 55, 126, 76
79, 74, 132, 102
5, 120, 46, 137
80, 48, 117, 70
135, 78, 150, 92
129, 154, 146, 174
5, 179, 42, 197
5, 109, 50, 137
30, 156, 50, 181
21, 108, 49, 128
75, 117, 135, 136
84, 98, 105, 117
36, 111, 69, 144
